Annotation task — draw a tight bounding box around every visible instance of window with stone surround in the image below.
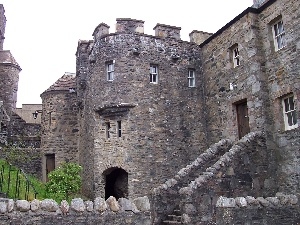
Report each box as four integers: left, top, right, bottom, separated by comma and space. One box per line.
272, 18, 286, 51
105, 122, 111, 138
117, 121, 121, 137
150, 64, 158, 84
107, 61, 114, 81
232, 45, 240, 68
282, 94, 298, 130
188, 69, 195, 87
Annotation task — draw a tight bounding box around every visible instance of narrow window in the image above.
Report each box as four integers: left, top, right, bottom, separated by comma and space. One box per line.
117, 121, 121, 137
107, 62, 114, 81
106, 122, 111, 138
48, 112, 52, 127
233, 46, 240, 68
282, 94, 298, 130
272, 19, 286, 51
188, 69, 195, 87
150, 65, 158, 84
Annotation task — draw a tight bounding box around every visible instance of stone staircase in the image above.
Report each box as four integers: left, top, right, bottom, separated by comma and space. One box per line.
162, 208, 182, 224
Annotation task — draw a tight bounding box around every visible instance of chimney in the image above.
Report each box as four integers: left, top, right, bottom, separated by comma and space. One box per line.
252, 0, 268, 8
115, 18, 144, 34
189, 30, 213, 45
153, 24, 181, 40
92, 23, 110, 40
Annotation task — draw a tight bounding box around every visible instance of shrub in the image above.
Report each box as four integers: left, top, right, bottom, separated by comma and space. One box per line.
45, 162, 82, 203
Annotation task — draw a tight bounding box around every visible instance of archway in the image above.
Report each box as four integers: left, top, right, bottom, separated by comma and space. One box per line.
103, 167, 128, 200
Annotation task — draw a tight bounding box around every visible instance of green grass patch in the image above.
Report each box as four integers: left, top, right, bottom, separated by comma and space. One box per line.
0, 159, 47, 201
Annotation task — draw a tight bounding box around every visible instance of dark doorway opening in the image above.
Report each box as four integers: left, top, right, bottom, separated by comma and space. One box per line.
104, 167, 128, 200
236, 100, 250, 139
45, 154, 55, 181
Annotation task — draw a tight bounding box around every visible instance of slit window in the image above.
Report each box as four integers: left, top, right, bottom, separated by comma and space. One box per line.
106, 122, 111, 138
117, 121, 122, 137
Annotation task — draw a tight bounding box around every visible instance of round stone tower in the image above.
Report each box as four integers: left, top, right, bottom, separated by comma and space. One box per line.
40, 72, 79, 181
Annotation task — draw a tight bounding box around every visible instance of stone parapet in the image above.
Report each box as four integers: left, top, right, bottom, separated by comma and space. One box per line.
0, 196, 151, 225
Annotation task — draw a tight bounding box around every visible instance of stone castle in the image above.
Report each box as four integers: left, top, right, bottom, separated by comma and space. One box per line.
0, 0, 299, 224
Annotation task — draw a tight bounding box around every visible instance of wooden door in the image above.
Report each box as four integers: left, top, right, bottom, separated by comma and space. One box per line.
46, 154, 55, 181
236, 101, 250, 139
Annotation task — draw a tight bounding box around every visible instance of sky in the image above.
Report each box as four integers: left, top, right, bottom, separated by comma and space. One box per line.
1, 0, 253, 107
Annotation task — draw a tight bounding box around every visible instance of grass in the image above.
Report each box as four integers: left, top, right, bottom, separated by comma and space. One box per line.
0, 159, 47, 201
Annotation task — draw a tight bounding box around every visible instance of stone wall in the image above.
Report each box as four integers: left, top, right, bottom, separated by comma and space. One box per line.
0, 196, 151, 225
216, 194, 300, 225
0, 147, 42, 179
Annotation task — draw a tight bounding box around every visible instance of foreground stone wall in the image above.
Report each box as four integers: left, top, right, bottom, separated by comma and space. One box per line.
216, 194, 300, 225
0, 196, 151, 225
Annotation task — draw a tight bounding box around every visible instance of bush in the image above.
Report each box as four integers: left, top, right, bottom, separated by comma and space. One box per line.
45, 162, 82, 203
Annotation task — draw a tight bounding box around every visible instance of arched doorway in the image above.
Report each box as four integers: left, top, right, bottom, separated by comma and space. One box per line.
103, 167, 128, 200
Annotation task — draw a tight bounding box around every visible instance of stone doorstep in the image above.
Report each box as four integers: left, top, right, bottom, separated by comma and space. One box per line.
162, 221, 183, 224
166, 214, 182, 222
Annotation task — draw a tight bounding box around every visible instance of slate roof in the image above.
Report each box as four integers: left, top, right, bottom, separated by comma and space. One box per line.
0, 50, 21, 70
42, 72, 76, 94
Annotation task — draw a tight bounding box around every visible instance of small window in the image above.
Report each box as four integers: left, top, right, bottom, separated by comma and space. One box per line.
107, 62, 114, 81
117, 121, 121, 137
105, 122, 111, 138
188, 69, 195, 87
232, 46, 240, 68
150, 65, 158, 84
272, 19, 286, 51
282, 94, 298, 130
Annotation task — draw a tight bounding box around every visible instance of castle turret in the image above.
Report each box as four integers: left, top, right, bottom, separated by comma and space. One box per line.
40, 72, 79, 181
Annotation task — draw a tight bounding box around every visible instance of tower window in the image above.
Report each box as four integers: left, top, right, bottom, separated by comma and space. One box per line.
150, 65, 158, 84
188, 69, 195, 87
107, 62, 114, 81
282, 94, 298, 130
117, 121, 121, 137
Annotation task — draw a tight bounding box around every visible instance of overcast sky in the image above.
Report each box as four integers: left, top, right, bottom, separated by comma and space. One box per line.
1, 0, 253, 107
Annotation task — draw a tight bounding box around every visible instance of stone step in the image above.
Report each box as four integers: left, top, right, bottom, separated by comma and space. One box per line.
166, 214, 182, 222
162, 221, 182, 224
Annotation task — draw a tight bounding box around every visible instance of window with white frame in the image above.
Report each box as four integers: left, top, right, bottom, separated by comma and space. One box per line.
282, 94, 298, 130
272, 19, 286, 51
150, 65, 158, 83
107, 62, 114, 81
232, 46, 240, 68
188, 69, 195, 87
